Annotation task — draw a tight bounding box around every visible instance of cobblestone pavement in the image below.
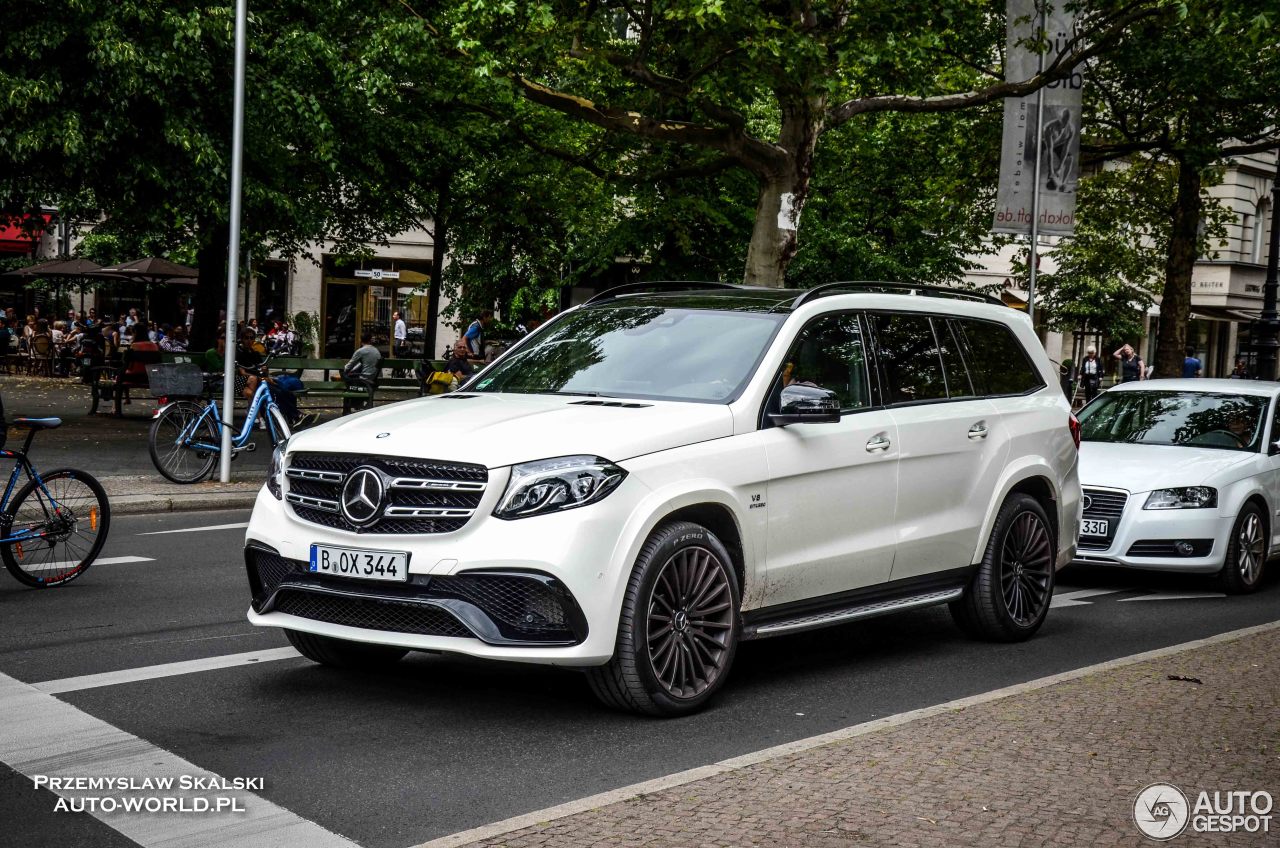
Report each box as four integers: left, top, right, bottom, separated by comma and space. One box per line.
461, 624, 1280, 848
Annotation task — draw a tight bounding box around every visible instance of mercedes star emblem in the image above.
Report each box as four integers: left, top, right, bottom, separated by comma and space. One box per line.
340, 467, 384, 526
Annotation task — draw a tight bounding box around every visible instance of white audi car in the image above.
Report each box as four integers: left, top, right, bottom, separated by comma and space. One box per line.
1074, 379, 1278, 592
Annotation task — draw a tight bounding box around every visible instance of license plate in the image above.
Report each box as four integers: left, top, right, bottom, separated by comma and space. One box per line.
309, 544, 409, 582
1080, 519, 1110, 537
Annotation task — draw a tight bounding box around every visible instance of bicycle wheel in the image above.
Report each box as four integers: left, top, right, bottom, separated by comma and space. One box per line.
267, 403, 292, 445
2, 469, 111, 588
149, 400, 218, 483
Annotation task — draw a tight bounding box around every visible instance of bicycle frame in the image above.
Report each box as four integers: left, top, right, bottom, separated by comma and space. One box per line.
173, 379, 288, 454
0, 428, 70, 544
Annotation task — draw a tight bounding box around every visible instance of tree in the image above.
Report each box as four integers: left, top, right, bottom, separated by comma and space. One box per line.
407, 0, 1167, 286
1080, 1, 1280, 376
0, 0, 426, 344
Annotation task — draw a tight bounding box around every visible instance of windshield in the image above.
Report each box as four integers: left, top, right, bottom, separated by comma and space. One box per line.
1078, 390, 1269, 452
468, 306, 785, 403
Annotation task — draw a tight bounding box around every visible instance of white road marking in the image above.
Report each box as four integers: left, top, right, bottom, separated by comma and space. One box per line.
1118, 591, 1227, 602
0, 671, 357, 848
33, 647, 302, 695
36, 555, 154, 570
138, 522, 249, 536
410, 620, 1280, 848
1049, 587, 1126, 608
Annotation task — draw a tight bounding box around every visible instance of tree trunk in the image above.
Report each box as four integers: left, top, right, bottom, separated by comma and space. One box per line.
190, 220, 230, 350
741, 98, 824, 287
1153, 159, 1201, 378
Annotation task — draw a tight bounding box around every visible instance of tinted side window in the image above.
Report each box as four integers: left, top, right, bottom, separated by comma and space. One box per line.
778, 313, 872, 411
870, 312, 947, 404
936, 319, 975, 399
958, 318, 1045, 396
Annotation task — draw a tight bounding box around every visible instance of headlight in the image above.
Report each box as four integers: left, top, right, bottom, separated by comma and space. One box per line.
493, 455, 627, 519
267, 441, 287, 500
1143, 487, 1217, 510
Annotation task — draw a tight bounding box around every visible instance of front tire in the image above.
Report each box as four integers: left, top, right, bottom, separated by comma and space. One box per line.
2, 469, 110, 588
951, 493, 1056, 642
149, 401, 217, 484
587, 521, 740, 717
1219, 503, 1266, 594
284, 629, 408, 668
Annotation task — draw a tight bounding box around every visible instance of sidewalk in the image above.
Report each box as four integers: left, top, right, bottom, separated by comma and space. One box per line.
436, 623, 1280, 848
1, 374, 269, 513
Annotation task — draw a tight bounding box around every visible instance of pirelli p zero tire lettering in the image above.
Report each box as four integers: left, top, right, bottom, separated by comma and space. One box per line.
587, 520, 741, 717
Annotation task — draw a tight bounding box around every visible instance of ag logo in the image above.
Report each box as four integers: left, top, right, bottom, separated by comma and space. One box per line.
1134, 783, 1190, 840
1081, 494, 1093, 511
340, 467, 384, 526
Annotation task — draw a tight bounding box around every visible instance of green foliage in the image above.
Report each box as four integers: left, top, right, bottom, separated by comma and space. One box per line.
291, 310, 320, 353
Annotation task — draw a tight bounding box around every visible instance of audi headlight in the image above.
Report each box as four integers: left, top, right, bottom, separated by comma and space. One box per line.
494, 455, 627, 519
267, 441, 287, 500
1143, 487, 1217, 510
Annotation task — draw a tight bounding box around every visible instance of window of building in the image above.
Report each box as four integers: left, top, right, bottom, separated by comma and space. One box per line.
1254, 199, 1271, 265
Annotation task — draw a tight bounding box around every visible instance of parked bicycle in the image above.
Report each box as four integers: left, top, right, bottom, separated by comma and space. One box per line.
148, 361, 292, 484
0, 411, 111, 588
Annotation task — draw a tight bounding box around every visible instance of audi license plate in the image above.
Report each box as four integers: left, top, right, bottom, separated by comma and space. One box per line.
309, 544, 409, 583
1080, 519, 1110, 537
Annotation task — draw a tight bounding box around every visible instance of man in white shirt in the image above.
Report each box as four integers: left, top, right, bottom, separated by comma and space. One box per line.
392, 310, 408, 375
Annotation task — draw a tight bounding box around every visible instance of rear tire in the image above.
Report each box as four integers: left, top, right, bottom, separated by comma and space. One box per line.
587, 520, 740, 717
951, 493, 1056, 642
149, 401, 217, 484
284, 629, 408, 668
1218, 503, 1266, 594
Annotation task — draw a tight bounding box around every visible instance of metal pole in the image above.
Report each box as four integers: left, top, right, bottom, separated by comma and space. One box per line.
1026, 1, 1047, 325
1255, 148, 1280, 382
219, 0, 248, 482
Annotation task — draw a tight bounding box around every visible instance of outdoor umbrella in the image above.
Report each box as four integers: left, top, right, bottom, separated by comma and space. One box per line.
0, 258, 69, 281
97, 257, 198, 282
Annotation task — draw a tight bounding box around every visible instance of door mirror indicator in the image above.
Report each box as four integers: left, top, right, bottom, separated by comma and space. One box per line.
769, 384, 842, 425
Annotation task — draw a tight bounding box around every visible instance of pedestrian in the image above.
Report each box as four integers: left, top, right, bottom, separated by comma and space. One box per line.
1230, 357, 1250, 379
125, 308, 139, 328
85, 308, 97, 328
1182, 346, 1203, 378
392, 310, 409, 375
464, 309, 494, 358
1079, 345, 1103, 402
1113, 343, 1145, 382
0, 318, 11, 357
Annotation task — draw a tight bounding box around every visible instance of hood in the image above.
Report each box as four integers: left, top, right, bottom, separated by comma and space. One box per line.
1078, 441, 1255, 493
284, 393, 734, 469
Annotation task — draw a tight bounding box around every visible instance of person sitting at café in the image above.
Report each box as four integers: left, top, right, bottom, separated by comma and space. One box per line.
0, 318, 11, 356
159, 325, 189, 352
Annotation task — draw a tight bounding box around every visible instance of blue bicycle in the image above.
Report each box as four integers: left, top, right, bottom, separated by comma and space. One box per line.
148, 363, 292, 484
0, 416, 110, 588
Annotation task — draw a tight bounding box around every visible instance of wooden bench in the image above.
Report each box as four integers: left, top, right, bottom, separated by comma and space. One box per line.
267, 356, 449, 414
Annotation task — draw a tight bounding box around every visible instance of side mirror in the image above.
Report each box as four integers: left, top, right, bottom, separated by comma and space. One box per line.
768, 384, 842, 426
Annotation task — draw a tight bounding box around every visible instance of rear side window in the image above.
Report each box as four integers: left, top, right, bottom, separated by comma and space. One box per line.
956, 318, 1045, 396
870, 312, 947, 404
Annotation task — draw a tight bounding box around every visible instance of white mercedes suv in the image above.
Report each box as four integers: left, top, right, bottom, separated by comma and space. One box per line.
244, 282, 1081, 715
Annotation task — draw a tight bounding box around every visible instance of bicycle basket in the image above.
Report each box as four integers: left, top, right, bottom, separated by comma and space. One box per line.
147, 363, 206, 397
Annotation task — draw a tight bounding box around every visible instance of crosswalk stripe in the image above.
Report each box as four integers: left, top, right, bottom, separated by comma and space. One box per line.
0, 671, 358, 848
1049, 587, 1126, 608
32, 647, 303, 694
1118, 591, 1227, 602
139, 522, 249, 536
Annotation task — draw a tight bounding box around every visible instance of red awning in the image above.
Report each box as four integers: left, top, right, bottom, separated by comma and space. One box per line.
0, 214, 52, 254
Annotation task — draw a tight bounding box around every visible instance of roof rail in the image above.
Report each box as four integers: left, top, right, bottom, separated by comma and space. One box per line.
584, 281, 746, 305
782, 281, 1005, 311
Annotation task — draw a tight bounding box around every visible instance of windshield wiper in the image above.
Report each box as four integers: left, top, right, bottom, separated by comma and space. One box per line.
544, 390, 614, 398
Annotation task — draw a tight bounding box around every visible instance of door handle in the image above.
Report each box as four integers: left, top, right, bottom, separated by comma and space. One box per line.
866, 433, 891, 453
968, 422, 989, 440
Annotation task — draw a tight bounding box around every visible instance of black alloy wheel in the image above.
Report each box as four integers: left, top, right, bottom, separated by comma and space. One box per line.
646, 545, 735, 700
587, 520, 741, 716
951, 492, 1056, 641
999, 511, 1055, 626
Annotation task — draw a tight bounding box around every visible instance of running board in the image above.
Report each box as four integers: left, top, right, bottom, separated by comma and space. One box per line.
742, 587, 964, 640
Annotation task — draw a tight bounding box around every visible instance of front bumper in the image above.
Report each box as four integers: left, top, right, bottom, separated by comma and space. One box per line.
244, 477, 643, 666
1072, 492, 1230, 574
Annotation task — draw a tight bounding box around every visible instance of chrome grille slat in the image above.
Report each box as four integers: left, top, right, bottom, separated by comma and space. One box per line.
285, 452, 488, 534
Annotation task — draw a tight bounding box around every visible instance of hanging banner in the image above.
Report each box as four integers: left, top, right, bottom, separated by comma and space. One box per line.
992, 0, 1082, 235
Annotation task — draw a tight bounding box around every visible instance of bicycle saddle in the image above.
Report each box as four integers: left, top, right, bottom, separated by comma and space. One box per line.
12, 417, 63, 430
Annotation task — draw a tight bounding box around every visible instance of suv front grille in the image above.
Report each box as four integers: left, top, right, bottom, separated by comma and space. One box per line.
284, 452, 488, 534
1079, 487, 1128, 551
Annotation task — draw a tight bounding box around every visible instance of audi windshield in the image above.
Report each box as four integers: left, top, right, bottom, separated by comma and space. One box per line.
468, 305, 786, 403
1078, 391, 1268, 452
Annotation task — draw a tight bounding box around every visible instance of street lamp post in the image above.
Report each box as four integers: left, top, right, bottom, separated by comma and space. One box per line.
218, 0, 248, 482
1253, 149, 1280, 382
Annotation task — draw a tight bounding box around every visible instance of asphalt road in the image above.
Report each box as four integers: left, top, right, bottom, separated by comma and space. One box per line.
1, 508, 1279, 848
